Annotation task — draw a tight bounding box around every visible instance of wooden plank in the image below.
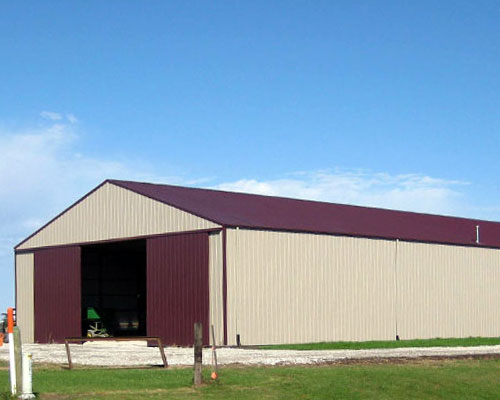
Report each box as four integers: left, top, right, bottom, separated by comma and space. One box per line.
157, 338, 168, 367
64, 337, 167, 369
65, 341, 73, 369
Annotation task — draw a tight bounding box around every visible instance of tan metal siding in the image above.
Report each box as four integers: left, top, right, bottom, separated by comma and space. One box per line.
209, 232, 224, 345
226, 229, 397, 345
18, 182, 220, 250
16, 253, 34, 343
397, 241, 500, 339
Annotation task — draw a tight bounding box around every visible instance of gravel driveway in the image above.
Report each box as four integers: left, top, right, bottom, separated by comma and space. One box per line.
1, 342, 500, 367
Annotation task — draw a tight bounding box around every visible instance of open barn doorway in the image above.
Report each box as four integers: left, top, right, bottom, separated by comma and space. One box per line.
81, 240, 147, 338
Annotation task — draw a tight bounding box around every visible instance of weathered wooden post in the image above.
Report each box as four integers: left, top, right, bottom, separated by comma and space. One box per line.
194, 322, 203, 386
210, 324, 218, 380
14, 326, 23, 393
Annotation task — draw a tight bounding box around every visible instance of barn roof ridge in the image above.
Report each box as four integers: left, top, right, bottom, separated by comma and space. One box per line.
108, 178, 498, 223
108, 179, 500, 249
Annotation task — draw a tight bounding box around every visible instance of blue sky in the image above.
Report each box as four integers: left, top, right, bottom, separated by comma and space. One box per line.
0, 1, 499, 313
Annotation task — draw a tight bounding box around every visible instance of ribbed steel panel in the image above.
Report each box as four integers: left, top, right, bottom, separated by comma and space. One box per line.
147, 232, 209, 345
18, 182, 220, 250
34, 246, 81, 343
209, 232, 224, 345
397, 241, 500, 339
16, 253, 34, 343
226, 229, 397, 345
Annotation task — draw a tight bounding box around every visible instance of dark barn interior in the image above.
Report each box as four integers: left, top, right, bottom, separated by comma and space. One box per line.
81, 240, 147, 337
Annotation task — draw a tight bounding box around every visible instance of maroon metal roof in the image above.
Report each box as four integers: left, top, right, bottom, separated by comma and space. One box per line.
109, 179, 500, 249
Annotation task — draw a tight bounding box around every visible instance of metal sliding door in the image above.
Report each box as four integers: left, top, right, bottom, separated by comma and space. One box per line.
147, 232, 209, 345
34, 246, 81, 343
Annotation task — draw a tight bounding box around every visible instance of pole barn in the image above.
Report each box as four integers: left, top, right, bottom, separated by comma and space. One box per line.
14, 180, 500, 345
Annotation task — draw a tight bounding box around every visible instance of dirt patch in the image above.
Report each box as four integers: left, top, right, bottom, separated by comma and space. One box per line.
305, 353, 500, 366
175, 353, 500, 370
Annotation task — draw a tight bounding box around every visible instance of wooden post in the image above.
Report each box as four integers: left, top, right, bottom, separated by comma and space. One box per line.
211, 325, 218, 373
13, 326, 23, 393
156, 338, 168, 368
210, 324, 219, 380
64, 340, 73, 370
194, 322, 203, 386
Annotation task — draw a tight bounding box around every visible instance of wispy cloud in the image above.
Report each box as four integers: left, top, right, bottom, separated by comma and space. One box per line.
40, 111, 79, 124
213, 170, 468, 216
0, 120, 165, 238
40, 111, 63, 121
66, 113, 78, 124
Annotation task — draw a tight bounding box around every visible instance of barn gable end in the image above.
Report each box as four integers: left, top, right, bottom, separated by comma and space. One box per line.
16, 182, 220, 251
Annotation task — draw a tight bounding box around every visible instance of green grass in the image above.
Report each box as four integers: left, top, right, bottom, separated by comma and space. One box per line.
1, 358, 500, 399
257, 336, 500, 351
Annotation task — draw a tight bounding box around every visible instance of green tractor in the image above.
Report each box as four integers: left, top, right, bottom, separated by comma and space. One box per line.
85, 307, 109, 338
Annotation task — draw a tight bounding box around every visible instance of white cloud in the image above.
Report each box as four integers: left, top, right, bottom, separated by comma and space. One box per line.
40, 111, 63, 121
0, 116, 168, 311
214, 170, 468, 216
0, 122, 167, 239
40, 111, 79, 124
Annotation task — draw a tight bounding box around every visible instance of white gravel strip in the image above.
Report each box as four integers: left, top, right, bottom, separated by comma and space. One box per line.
1, 342, 500, 367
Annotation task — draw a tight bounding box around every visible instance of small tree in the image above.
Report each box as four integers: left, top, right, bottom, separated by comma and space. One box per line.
0, 313, 8, 342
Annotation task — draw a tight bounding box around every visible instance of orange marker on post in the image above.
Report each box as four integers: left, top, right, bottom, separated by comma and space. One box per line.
7, 308, 14, 334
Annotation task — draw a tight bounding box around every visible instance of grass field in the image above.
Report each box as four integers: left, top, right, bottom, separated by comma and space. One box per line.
1, 358, 500, 399
258, 336, 500, 351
